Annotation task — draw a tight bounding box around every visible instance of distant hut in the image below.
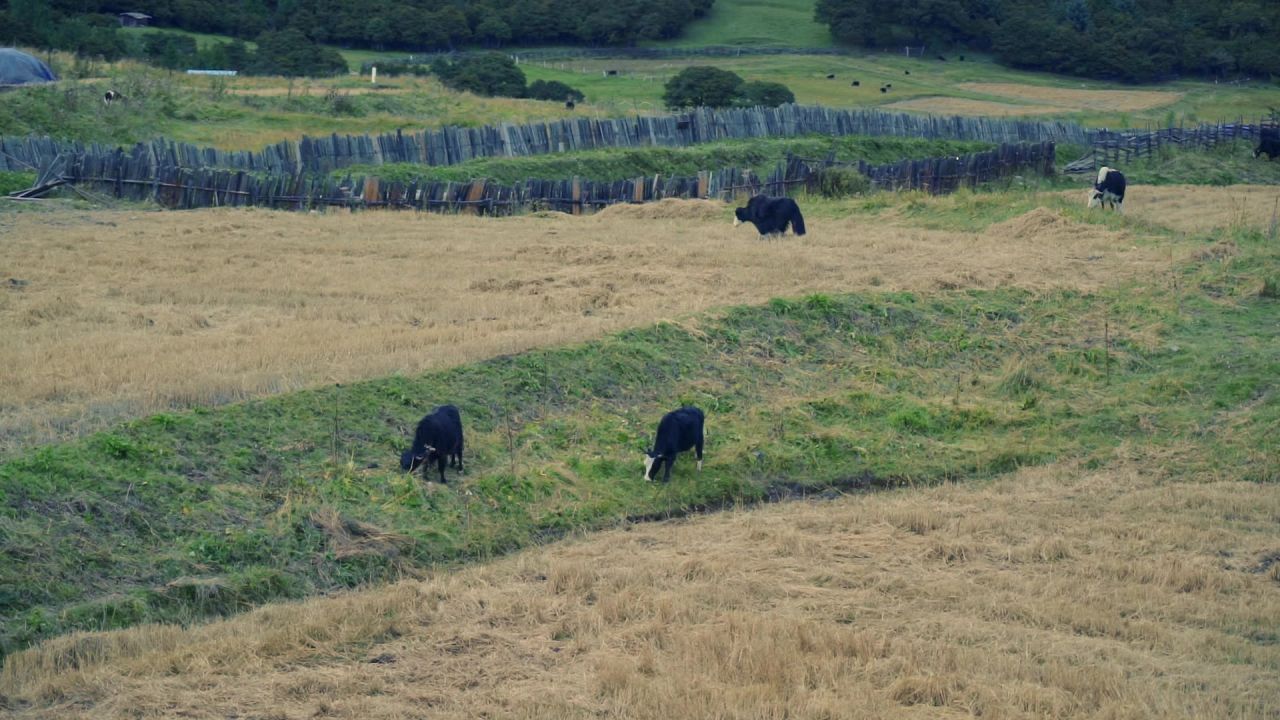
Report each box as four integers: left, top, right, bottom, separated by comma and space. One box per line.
118, 12, 153, 27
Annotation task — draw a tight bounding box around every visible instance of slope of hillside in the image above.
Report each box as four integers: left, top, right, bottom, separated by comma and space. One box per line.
653, 0, 833, 47
1, 185, 1277, 658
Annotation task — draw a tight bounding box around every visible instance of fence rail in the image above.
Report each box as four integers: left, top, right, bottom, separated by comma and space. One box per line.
1072, 120, 1278, 171
2, 105, 1090, 177
53, 141, 1055, 213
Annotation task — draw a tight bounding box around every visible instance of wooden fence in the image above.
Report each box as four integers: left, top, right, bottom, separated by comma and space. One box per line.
1073, 119, 1277, 172
56, 141, 1055, 213
1, 105, 1090, 176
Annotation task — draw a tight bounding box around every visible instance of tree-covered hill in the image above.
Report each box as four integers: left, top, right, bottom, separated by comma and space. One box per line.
816, 0, 1280, 83
2, 0, 715, 63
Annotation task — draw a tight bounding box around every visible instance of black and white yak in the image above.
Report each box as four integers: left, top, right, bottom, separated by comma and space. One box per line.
1088, 166, 1126, 213
733, 195, 807, 237
643, 407, 705, 482
401, 404, 465, 483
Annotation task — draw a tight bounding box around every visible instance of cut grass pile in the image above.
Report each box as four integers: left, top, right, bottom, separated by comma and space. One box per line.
1, 215, 1275, 657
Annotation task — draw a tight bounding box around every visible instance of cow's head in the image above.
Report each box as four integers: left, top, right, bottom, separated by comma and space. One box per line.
643, 451, 662, 481
733, 206, 748, 227
1087, 188, 1104, 209
400, 445, 436, 473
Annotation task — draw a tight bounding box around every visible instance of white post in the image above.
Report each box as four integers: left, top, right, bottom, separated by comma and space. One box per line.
371, 66, 377, 84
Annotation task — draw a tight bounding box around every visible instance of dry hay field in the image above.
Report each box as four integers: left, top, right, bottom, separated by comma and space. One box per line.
893, 83, 1183, 117
884, 97, 1063, 116
958, 83, 1183, 112
3, 186, 1278, 453
3, 459, 1277, 719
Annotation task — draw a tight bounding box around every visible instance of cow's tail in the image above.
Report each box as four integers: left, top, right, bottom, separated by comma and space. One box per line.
791, 206, 807, 236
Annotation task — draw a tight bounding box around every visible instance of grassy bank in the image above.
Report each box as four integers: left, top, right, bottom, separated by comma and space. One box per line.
1, 213, 1275, 657
339, 135, 995, 184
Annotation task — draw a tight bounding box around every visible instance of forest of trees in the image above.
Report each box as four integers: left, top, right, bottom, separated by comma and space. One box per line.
815, 0, 1280, 82
1, 0, 716, 60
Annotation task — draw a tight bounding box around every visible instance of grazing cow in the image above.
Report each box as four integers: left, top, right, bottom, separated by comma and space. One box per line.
400, 405, 464, 483
826, 73, 835, 79
565, 99, 576, 110
103, 90, 121, 105
904, 70, 910, 75
851, 80, 860, 87
880, 87, 887, 93
1087, 166, 1127, 213
734, 195, 807, 236
644, 407, 705, 482
1254, 129, 1279, 160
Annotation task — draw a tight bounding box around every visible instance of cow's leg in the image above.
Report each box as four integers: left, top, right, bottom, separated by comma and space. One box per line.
437, 455, 448, 483
695, 438, 704, 471
663, 457, 674, 483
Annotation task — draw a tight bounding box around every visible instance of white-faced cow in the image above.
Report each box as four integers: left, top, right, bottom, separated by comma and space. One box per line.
1254, 129, 1279, 160
401, 404, 464, 483
1088, 166, 1126, 213
643, 407, 705, 482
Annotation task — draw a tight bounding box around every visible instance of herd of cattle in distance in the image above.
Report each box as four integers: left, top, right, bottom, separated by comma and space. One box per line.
401, 404, 705, 484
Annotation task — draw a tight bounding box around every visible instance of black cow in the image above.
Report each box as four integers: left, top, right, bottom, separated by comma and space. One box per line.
1254, 129, 1279, 160
644, 407, 705, 482
734, 195, 807, 236
400, 405, 464, 483
1088, 166, 1126, 213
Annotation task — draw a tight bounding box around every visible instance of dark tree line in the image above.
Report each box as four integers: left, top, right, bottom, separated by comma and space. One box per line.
2, 0, 715, 57
815, 0, 1280, 82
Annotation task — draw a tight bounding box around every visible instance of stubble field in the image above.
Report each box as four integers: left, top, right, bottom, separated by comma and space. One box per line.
3, 459, 1277, 719
9, 185, 1275, 453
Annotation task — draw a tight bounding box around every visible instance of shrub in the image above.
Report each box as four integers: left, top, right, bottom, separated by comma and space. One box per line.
741, 81, 795, 108
0, 171, 36, 196
813, 166, 871, 197
662, 66, 744, 109
526, 79, 584, 103
432, 53, 526, 97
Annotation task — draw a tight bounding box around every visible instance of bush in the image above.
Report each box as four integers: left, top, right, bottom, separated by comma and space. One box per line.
432, 53, 526, 97
813, 166, 871, 197
0, 171, 36, 196
526, 79, 584, 103
741, 81, 795, 108
662, 66, 744, 109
